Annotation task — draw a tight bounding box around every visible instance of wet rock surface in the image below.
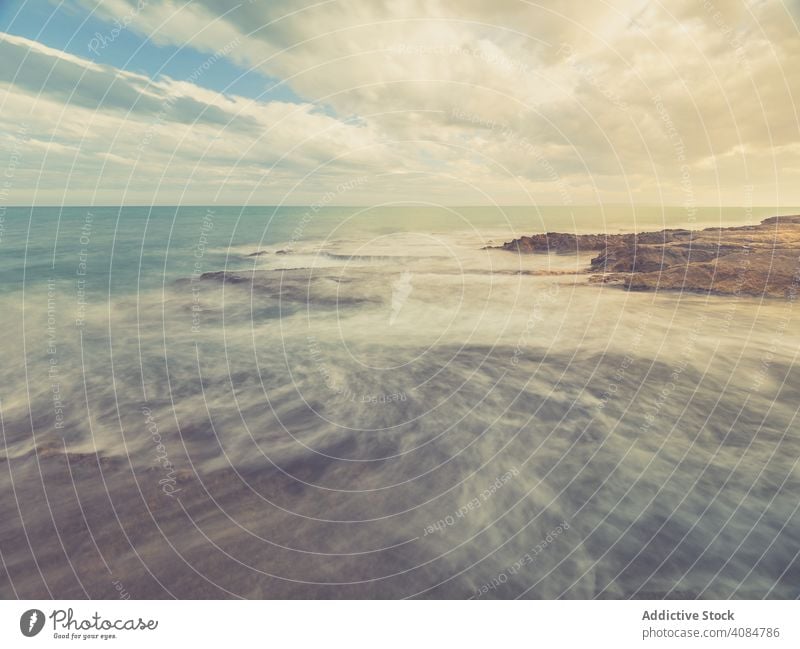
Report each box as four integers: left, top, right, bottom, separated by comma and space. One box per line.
497, 216, 800, 298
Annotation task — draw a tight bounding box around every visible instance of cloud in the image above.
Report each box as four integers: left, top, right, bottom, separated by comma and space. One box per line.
0, 31, 397, 204
4, 0, 800, 204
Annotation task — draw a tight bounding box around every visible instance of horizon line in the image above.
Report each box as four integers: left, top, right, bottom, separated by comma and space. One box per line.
4, 204, 800, 209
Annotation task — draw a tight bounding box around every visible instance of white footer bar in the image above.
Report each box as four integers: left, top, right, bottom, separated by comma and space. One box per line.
1, 600, 797, 648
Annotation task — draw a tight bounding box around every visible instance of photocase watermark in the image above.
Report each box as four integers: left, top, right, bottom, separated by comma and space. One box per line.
19, 609, 45, 637
748, 254, 800, 392
473, 520, 571, 597
596, 310, 653, 410
389, 271, 413, 325
422, 466, 519, 537
652, 94, 697, 224
0, 122, 29, 245
88, 1, 148, 56
48, 608, 158, 638
557, 44, 630, 112
287, 176, 370, 248
510, 283, 560, 367
306, 335, 407, 405
388, 42, 531, 76
638, 311, 707, 435
450, 108, 574, 205
703, 0, 752, 73
190, 209, 215, 334
718, 185, 755, 334
141, 406, 181, 497
46, 278, 66, 430
137, 37, 240, 152
75, 211, 93, 329
296, 176, 410, 406
111, 577, 131, 600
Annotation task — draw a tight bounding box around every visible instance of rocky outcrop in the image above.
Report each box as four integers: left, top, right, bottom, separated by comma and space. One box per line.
499, 215, 800, 298
620, 249, 800, 298
498, 232, 616, 253
495, 229, 693, 254
591, 243, 719, 273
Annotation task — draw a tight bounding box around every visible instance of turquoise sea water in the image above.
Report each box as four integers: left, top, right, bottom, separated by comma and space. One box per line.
0, 204, 792, 293
0, 205, 798, 598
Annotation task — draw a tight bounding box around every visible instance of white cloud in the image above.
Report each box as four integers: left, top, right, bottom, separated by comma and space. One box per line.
4, 0, 800, 204
0, 31, 399, 204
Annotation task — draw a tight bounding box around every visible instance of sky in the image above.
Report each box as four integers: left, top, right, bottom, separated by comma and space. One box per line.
0, 0, 799, 206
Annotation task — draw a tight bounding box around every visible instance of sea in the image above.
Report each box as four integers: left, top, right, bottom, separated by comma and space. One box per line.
0, 204, 798, 598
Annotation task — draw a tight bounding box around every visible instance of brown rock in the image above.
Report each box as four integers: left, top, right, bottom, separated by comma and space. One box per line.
498, 215, 800, 298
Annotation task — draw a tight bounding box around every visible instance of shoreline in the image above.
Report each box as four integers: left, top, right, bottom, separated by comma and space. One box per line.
495, 215, 800, 299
